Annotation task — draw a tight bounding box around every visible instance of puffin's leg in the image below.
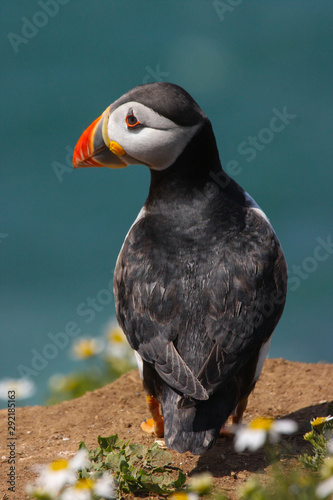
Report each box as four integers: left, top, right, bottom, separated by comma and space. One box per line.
140, 395, 164, 438
232, 395, 248, 425
219, 396, 249, 437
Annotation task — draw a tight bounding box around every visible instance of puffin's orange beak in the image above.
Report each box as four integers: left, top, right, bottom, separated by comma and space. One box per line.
73, 107, 126, 169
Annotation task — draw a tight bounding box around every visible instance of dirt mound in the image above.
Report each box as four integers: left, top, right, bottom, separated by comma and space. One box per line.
1, 358, 332, 499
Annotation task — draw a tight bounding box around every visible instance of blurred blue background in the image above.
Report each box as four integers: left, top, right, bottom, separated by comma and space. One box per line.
1, 1, 332, 407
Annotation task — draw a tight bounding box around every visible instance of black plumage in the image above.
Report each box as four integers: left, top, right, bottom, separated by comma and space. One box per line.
113, 83, 287, 454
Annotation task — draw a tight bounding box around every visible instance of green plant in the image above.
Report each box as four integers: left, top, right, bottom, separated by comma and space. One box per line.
238, 415, 333, 500
300, 416, 333, 471
26, 415, 333, 499
79, 434, 186, 497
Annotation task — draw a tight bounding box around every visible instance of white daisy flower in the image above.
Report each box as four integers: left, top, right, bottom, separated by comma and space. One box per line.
60, 478, 93, 500
48, 373, 83, 396
169, 493, 199, 500
71, 337, 104, 360
69, 449, 90, 471
37, 459, 77, 494
26, 484, 56, 499
316, 476, 333, 499
104, 322, 135, 362
188, 472, 213, 495
317, 457, 333, 498
311, 415, 333, 430
93, 474, 115, 498
60, 474, 114, 500
0, 377, 36, 400
36, 450, 90, 494
49, 374, 69, 391
234, 417, 298, 453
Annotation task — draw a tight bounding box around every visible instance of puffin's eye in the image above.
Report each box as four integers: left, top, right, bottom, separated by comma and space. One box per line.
126, 112, 140, 128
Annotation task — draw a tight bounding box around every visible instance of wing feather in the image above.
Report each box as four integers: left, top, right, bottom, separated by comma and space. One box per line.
153, 341, 208, 400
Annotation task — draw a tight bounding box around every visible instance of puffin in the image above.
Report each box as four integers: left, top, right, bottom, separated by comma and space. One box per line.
73, 82, 287, 455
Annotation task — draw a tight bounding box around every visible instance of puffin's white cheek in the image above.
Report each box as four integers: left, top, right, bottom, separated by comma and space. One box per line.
124, 129, 178, 168
125, 126, 200, 170
107, 121, 128, 149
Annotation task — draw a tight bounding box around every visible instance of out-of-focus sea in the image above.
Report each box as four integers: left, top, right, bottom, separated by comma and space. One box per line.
1, 1, 332, 407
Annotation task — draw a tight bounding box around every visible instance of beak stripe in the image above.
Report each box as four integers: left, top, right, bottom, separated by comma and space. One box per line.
73, 116, 101, 168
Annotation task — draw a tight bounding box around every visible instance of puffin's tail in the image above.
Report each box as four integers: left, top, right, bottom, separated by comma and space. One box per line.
160, 384, 237, 455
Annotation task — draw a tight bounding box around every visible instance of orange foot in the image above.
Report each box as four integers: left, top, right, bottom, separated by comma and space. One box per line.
141, 418, 163, 436
141, 417, 155, 434
219, 396, 249, 438
141, 395, 164, 438
219, 424, 235, 438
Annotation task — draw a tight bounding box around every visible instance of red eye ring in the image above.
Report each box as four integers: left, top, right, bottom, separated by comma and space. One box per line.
126, 113, 140, 128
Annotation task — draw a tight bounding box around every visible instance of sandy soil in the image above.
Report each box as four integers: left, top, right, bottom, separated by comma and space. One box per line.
1, 358, 332, 499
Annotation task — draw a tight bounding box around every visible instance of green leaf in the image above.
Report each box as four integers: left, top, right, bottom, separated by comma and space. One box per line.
78, 440, 89, 452
79, 467, 90, 479
141, 472, 163, 485
105, 451, 123, 470
139, 477, 169, 496
127, 442, 146, 458
126, 481, 143, 494
89, 447, 104, 463
119, 459, 129, 473
97, 434, 122, 450
170, 470, 187, 488
146, 447, 172, 468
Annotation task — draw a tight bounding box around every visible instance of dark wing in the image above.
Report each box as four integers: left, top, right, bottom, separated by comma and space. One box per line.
114, 216, 208, 400
197, 208, 287, 395
114, 208, 287, 401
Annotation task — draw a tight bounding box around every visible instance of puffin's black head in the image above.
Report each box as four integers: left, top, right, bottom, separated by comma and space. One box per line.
73, 82, 218, 172
112, 82, 207, 127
